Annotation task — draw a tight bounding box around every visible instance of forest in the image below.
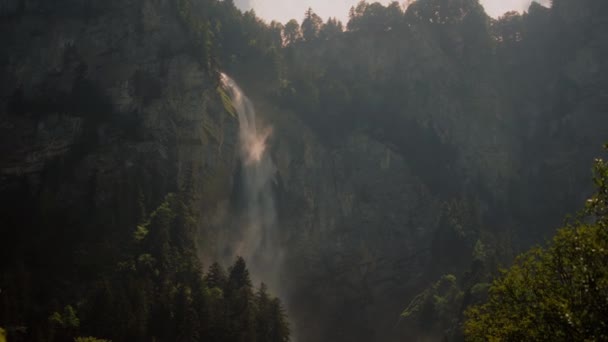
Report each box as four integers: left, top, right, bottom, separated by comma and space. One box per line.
0, 0, 607, 341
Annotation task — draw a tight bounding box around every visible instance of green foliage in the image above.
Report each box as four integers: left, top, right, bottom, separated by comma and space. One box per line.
133, 225, 149, 242
585, 148, 608, 221
205, 262, 228, 290
492, 11, 524, 47
283, 20, 301, 45
49, 305, 80, 329
319, 17, 344, 40
28, 193, 291, 342
74, 337, 111, 342
176, 0, 216, 72
469, 282, 490, 297
2, 0, 606, 341
209, 0, 607, 340
48, 305, 81, 342
218, 87, 237, 118
464, 149, 608, 341
402, 274, 464, 335
253, 283, 290, 342
225, 257, 256, 342
472, 239, 487, 262
301, 8, 323, 41
348, 0, 403, 32
268, 298, 291, 342
228, 257, 253, 291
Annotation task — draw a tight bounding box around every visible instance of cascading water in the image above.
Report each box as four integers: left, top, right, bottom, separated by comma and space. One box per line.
220, 73, 283, 291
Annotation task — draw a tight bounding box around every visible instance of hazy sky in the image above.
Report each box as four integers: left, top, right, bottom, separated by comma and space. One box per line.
234, 0, 552, 24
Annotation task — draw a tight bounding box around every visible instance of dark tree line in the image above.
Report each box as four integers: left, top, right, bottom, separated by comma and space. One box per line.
2, 193, 289, 342
1, 0, 607, 341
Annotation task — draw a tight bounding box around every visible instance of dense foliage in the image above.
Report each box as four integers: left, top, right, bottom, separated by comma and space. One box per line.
216, 0, 606, 339
464, 149, 608, 341
1, 0, 607, 341
2, 193, 289, 342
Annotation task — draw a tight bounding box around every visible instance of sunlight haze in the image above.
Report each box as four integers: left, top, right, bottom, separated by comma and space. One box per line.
4, 0, 606, 341
234, 0, 552, 23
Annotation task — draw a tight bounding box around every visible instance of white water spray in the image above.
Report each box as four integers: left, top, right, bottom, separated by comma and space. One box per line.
220, 73, 282, 291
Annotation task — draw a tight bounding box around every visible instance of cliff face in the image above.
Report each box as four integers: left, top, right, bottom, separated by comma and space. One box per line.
2, 1, 607, 342
235, 26, 517, 339
239, 10, 608, 338
0, 1, 239, 335
274, 132, 443, 341
0, 0, 239, 230
286, 28, 520, 201
249, 93, 471, 342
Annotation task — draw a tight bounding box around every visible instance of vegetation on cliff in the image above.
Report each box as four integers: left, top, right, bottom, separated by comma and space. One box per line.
213, 0, 607, 340
464, 149, 608, 341
1, 0, 607, 341
2, 194, 289, 342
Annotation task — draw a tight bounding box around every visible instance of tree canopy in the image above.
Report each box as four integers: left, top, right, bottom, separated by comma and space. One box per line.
465, 148, 608, 341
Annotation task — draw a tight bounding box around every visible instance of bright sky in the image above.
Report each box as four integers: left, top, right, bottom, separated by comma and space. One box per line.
234, 0, 552, 23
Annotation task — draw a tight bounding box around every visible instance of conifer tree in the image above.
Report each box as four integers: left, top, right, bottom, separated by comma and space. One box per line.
205, 262, 228, 290
226, 257, 256, 342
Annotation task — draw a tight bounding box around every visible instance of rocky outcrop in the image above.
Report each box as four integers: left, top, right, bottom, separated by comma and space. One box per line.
0, 0, 239, 304
241, 95, 457, 341
2, 2, 605, 342
1, 0, 238, 210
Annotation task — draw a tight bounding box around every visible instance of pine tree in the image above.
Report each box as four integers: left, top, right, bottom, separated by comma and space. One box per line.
301, 8, 323, 41
255, 283, 272, 341
227, 257, 252, 292
175, 286, 201, 342
283, 20, 301, 45
226, 257, 256, 342
255, 283, 290, 342
269, 298, 290, 342
205, 262, 228, 290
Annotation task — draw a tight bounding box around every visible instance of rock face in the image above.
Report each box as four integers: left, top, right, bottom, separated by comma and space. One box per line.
1, 2, 607, 342
250, 96, 457, 342
237, 10, 608, 338
0, 1, 240, 329
0, 0, 238, 224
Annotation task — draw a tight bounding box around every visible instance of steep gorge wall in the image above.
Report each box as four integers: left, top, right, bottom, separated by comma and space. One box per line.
0, 1, 240, 335
246, 93, 466, 342
1, 1, 607, 341
0, 0, 239, 235
237, 12, 608, 337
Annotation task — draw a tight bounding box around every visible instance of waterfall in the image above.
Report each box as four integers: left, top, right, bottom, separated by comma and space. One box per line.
220, 73, 282, 291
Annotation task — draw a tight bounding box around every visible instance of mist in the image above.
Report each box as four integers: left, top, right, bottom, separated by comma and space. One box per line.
221, 73, 284, 295
1, 0, 606, 341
